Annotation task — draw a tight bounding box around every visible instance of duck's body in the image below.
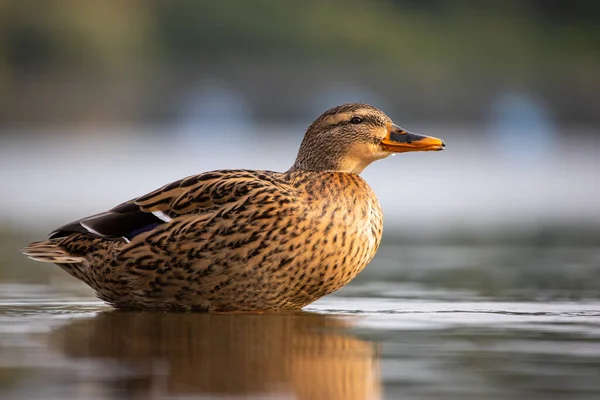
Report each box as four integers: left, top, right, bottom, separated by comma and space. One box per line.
35, 169, 382, 311
23, 103, 444, 311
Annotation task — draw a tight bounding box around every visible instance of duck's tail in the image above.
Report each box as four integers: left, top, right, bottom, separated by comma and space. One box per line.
21, 240, 85, 264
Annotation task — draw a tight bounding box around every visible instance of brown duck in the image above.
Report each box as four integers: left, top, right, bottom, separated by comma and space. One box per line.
23, 103, 444, 311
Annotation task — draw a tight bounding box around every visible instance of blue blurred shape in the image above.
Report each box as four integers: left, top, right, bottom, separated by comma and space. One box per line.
487, 91, 557, 163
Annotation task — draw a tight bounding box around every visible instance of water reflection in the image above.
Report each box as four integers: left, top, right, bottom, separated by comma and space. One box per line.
50, 311, 380, 399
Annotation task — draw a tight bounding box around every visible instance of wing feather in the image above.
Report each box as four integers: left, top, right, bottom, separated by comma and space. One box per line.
49, 169, 288, 241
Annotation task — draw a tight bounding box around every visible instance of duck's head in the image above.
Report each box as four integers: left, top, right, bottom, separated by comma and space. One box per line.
291, 103, 445, 173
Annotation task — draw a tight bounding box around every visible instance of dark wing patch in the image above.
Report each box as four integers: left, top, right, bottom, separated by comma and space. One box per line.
49, 200, 165, 240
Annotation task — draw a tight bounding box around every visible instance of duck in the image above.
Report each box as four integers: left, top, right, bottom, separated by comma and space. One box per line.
22, 103, 444, 311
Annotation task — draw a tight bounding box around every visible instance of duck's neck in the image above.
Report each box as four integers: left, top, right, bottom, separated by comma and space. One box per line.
289, 153, 343, 173
288, 154, 372, 174
290, 135, 374, 173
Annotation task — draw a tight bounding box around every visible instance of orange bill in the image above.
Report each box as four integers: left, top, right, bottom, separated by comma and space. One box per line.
381, 123, 445, 153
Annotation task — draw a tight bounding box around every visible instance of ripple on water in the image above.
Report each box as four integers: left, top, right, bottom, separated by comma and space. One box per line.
308, 297, 600, 336
1, 283, 600, 399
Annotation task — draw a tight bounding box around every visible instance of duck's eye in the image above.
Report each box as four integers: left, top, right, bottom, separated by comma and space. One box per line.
350, 117, 363, 124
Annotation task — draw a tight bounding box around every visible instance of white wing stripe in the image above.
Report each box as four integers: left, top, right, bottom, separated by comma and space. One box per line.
80, 221, 104, 236
152, 211, 172, 222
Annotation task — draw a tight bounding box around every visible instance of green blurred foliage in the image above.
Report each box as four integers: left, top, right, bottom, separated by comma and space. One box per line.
3, 1, 599, 69
0, 0, 598, 124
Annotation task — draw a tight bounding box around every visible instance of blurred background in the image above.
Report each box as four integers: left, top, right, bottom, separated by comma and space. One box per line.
1, 1, 600, 399
2, 0, 599, 278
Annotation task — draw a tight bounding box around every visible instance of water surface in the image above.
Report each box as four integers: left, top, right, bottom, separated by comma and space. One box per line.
1, 243, 600, 399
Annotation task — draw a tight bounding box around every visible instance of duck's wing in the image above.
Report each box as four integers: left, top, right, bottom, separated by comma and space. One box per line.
49, 169, 290, 241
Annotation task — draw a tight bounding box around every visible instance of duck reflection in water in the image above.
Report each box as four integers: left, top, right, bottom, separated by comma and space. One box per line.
51, 311, 381, 399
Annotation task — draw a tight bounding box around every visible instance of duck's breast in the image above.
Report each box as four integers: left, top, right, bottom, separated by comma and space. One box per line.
287, 173, 383, 303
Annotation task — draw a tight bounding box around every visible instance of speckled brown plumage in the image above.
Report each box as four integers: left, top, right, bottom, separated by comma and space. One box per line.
23, 103, 444, 311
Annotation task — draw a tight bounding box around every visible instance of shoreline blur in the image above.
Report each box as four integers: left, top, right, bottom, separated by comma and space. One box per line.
2, 124, 598, 238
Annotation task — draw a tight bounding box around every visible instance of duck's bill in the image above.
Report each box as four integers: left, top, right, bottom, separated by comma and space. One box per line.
381, 123, 445, 153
